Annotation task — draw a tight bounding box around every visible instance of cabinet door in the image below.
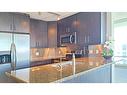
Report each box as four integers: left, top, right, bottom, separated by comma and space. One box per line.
77, 12, 101, 46
62, 17, 71, 33
57, 19, 66, 46
48, 21, 57, 47
77, 13, 89, 46
30, 19, 43, 48
0, 12, 13, 32
62, 64, 111, 83
59, 19, 66, 34
30, 19, 37, 48
89, 12, 101, 44
36, 20, 43, 48
57, 21, 62, 46
13, 13, 30, 33
37, 20, 48, 48
30, 19, 48, 48
61, 15, 77, 33
65, 15, 77, 33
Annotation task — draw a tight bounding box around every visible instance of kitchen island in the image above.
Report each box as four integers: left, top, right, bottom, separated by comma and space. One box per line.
5, 57, 124, 83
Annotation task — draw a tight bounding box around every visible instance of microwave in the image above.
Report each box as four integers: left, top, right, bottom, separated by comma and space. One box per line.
60, 32, 76, 45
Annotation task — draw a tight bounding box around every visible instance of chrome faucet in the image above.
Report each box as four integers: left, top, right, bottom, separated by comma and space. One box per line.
72, 53, 76, 75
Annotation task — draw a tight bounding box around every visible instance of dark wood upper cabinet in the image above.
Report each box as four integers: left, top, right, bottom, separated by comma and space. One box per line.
88, 12, 101, 44
62, 15, 77, 33
30, 19, 48, 48
0, 12, 30, 33
13, 13, 30, 33
0, 12, 105, 49
77, 12, 101, 45
41, 21, 48, 48
76, 13, 89, 46
57, 12, 104, 47
47, 21, 57, 47
0, 13, 13, 32
57, 14, 77, 46
30, 19, 37, 48
58, 14, 77, 34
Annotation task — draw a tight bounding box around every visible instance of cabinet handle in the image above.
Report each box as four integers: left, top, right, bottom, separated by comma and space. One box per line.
37, 42, 38, 47
68, 27, 70, 32
10, 24, 12, 30
74, 32, 77, 44
66, 28, 67, 32
13, 25, 16, 30
38, 42, 39, 47
84, 36, 86, 44
36, 42, 37, 47
36, 42, 39, 47
88, 35, 89, 43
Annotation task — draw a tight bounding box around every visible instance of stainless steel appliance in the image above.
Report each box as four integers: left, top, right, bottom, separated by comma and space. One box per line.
60, 32, 76, 45
0, 32, 30, 82
0, 52, 11, 64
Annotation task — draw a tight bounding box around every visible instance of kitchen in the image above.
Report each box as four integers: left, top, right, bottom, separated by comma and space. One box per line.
0, 12, 127, 83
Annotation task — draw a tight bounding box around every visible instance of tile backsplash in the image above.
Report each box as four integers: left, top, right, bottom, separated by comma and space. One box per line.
30, 47, 67, 62
88, 44, 103, 57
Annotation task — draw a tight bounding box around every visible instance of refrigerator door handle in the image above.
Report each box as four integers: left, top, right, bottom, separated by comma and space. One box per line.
10, 43, 16, 70
14, 43, 17, 70
10, 43, 14, 70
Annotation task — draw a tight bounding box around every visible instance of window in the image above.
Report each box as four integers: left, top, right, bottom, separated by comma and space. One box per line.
114, 21, 127, 56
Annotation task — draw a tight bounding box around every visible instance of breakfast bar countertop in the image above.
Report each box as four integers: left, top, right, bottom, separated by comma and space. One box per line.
5, 57, 124, 83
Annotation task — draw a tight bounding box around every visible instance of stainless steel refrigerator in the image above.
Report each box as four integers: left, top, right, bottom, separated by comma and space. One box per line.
0, 32, 30, 82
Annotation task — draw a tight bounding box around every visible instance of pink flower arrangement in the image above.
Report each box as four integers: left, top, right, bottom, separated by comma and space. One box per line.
102, 41, 114, 56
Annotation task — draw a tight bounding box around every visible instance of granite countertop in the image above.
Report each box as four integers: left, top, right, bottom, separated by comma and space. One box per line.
5, 57, 123, 83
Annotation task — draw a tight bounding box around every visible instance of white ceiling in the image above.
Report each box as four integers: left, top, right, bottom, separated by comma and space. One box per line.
26, 12, 127, 22
26, 12, 77, 21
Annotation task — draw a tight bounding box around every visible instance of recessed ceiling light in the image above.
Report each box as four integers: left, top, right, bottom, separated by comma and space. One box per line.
57, 16, 60, 20
48, 12, 61, 21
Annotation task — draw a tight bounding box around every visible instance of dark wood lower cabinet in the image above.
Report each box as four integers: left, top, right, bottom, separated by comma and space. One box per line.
62, 64, 111, 83
30, 60, 52, 67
